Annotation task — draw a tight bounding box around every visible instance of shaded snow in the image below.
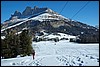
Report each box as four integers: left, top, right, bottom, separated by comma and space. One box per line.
1, 40, 99, 66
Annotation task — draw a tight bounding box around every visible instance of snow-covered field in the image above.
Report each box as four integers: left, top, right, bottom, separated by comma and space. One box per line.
1, 40, 99, 66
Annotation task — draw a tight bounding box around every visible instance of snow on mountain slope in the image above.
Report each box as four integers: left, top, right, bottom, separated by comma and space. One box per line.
30, 12, 70, 21
1, 40, 99, 66
1, 18, 29, 32
57, 33, 76, 39
30, 13, 59, 21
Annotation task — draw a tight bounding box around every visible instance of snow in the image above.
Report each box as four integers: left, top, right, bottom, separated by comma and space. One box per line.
30, 12, 60, 21
30, 13, 60, 21
11, 18, 27, 22
1, 36, 5, 39
58, 15, 70, 21
1, 40, 99, 66
44, 34, 61, 39
1, 18, 30, 32
58, 33, 76, 39
36, 33, 76, 41
15, 31, 22, 35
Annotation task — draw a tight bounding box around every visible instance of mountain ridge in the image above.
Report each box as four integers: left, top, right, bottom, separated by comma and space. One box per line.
1, 6, 99, 39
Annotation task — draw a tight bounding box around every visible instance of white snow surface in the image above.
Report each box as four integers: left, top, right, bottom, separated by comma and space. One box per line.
1, 36, 5, 39
1, 40, 99, 66
15, 31, 22, 35
30, 13, 61, 21
36, 33, 76, 40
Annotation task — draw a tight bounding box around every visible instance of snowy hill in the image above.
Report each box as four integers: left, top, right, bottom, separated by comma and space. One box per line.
1, 40, 99, 66
35, 32, 77, 41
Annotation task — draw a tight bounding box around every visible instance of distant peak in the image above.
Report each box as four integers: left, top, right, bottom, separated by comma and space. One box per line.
26, 6, 31, 9
34, 6, 39, 10
15, 10, 19, 12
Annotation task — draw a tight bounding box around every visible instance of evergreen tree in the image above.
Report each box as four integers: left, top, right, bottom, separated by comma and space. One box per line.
1, 29, 33, 58
19, 29, 33, 56
1, 33, 13, 58
1, 39, 7, 58
1, 30, 19, 58
7, 31, 18, 58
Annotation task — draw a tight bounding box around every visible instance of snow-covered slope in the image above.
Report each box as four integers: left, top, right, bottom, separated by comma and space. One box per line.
30, 13, 70, 21
35, 32, 76, 41
1, 18, 29, 32
1, 40, 99, 66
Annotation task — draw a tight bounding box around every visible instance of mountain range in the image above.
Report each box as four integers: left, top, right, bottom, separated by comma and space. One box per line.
1, 6, 99, 38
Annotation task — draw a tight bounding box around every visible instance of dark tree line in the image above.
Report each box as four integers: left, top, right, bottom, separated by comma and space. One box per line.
76, 34, 99, 43
1, 29, 33, 59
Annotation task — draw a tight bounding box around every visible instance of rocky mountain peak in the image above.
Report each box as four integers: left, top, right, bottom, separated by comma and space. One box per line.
34, 6, 39, 10
22, 6, 32, 17
14, 10, 21, 16
9, 10, 21, 20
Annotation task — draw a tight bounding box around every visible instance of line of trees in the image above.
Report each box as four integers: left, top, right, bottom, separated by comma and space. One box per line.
75, 34, 99, 43
1, 29, 33, 59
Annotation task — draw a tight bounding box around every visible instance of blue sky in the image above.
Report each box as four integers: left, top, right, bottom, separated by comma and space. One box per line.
1, 1, 99, 26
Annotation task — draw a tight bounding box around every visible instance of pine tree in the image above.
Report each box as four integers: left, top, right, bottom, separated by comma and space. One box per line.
1, 30, 19, 58
1, 33, 12, 58
19, 29, 33, 56
1, 29, 33, 58
1, 39, 6, 58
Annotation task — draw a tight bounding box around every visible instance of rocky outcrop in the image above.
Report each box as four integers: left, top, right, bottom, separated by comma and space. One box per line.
14, 10, 21, 16
22, 6, 32, 17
